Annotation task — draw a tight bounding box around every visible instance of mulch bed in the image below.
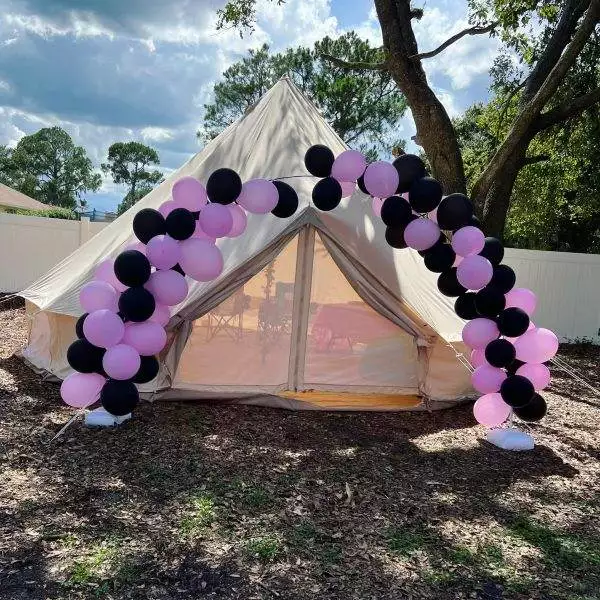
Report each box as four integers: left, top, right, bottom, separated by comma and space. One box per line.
1, 298, 599, 600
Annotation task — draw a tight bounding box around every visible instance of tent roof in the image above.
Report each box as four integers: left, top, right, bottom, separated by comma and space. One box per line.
20, 78, 465, 343
0, 183, 48, 211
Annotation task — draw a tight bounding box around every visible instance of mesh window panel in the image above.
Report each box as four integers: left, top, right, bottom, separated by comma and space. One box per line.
174, 237, 298, 388
303, 233, 418, 389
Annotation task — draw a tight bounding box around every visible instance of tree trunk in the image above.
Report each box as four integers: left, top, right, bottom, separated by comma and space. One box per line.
374, 0, 466, 195
478, 146, 526, 238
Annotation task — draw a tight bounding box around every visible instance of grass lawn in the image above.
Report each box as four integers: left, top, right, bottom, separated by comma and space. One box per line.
1, 300, 599, 599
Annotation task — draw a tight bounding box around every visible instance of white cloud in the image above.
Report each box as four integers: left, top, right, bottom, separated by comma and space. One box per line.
141, 126, 173, 143
412, 7, 500, 90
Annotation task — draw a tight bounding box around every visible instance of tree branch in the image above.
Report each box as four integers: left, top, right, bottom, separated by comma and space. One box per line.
520, 154, 550, 167
472, 0, 600, 201
535, 87, 600, 130
410, 22, 499, 60
320, 53, 387, 71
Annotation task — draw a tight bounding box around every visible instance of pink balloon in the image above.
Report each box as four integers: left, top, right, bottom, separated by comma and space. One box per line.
363, 161, 399, 198
83, 309, 125, 349
457, 255, 493, 290
471, 364, 507, 394
94, 259, 127, 293
172, 176, 208, 212
123, 322, 167, 356
473, 393, 511, 427
227, 204, 247, 237
192, 220, 216, 243
146, 235, 181, 270
158, 200, 176, 218
428, 207, 438, 224
470, 348, 486, 368
179, 238, 224, 282
237, 179, 279, 214
199, 203, 233, 238
404, 218, 440, 251
331, 150, 366, 182
339, 180, 356, 198
462, 318, 499, 349
149, 303, 171, 327
371, 197, 384, 217
60, 372, 105, 408
505, 288, 537, 316
79, 281, 118, 313
452, 226, 485, 257
102, 344, 141, 380
514, 328, 559, 363
453, 254, 464, 268
516, 363, 551, 391
125, 241, 147, 256
147, 269, 188, 306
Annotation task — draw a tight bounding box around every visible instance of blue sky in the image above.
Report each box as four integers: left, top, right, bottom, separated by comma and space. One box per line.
0, 0, 501, 211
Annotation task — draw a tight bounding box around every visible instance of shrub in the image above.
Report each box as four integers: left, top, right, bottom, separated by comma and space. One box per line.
3, 206, 78, 220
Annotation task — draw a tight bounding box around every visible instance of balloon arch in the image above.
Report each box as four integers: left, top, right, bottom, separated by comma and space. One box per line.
61, 145, 558, 428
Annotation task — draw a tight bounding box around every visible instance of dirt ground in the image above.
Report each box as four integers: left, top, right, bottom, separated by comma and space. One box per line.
1, 299, 599, 600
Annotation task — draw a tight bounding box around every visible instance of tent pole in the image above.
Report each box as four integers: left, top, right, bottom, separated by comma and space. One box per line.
287, 226, 315, 391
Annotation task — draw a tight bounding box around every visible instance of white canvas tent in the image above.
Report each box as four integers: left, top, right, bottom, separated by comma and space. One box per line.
20, 78, 473, 411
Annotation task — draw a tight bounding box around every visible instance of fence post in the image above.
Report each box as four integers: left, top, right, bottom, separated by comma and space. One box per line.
79, 216, 91, 246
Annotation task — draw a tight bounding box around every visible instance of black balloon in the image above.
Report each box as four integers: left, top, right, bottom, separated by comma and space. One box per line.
436, 193, 473, 230
506, 358, 526, 375
408, 176, 443, 213
357, 174, 369, 194
114, 250, 151, 288
489, 264, 516, 293
485, 338, 516, 368
423, 242, 456, 273
466, 215, 482, 229
312, 177, 342, 211
480, 237, 504, 265
500, 375, 535, 407
455, 292, 478, 320
165, 207, 196, 240
133, 208, 166, 244
118, 287, 156, 323
393, 154, 427, 193
272, 180, 299, 218
438, 268, 467, 297
385, 226, 409, 249
513, 393, 547, 422
475, 285, 506, 318
381, 196, 413, 228
206, 168, 242, 204
304, 145, 335, 177
67, 339, 105, 374
418, 236, 444, 257
75, 313, 88, 339
133, 355, 160, 384
101, 379, 139, 416
497, 307, 530, 337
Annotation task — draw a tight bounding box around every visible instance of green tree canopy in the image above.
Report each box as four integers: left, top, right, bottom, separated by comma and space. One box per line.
8, 127, 101, 209
102, 141, 163, 215
201, 32, 407, 159
216, 0, 600, 240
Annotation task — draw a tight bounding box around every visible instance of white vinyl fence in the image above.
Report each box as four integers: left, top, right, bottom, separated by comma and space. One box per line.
0, 213, 108, 293
0, 212, 598, 343
503, 248, 600, 343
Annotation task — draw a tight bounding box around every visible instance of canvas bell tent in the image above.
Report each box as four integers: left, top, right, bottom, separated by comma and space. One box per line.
19, 78, 473, 411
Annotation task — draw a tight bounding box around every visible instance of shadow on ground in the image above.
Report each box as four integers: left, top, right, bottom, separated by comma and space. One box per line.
1, 345, 599, 600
